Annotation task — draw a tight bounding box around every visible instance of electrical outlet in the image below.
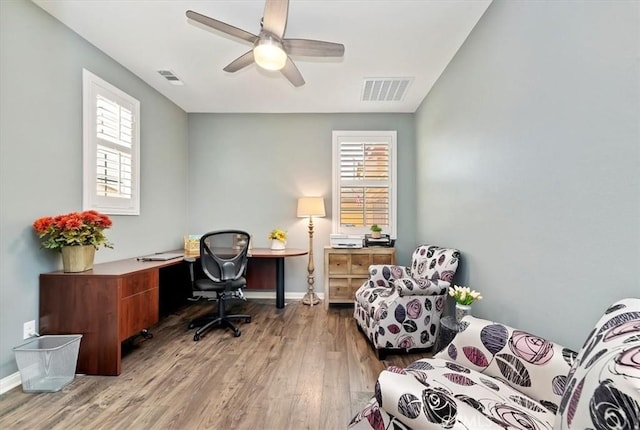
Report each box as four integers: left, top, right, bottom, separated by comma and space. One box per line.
23, 320, 36, 339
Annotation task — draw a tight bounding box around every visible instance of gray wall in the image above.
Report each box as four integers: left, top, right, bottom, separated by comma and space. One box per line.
0, 1, 189, 379
415, 0, 640, 350
188, 113, 416, 294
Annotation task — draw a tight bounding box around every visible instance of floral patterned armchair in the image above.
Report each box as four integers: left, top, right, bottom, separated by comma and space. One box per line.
348, 297, 640, 430
353, 245, 460, 359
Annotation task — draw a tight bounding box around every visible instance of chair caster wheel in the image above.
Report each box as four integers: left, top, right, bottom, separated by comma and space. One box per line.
245, 317, 251, 323
234, 329, 241, 337
193, 333, 201, 341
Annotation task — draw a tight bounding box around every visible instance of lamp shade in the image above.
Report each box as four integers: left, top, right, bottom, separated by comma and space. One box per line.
297, 197, 326, 218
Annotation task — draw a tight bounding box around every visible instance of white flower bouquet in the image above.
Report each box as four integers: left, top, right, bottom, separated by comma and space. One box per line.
448, 285, 483, 306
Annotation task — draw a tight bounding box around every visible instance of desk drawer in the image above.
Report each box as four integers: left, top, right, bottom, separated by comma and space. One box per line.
121, 271, 158, 298
120, 288, 159, 341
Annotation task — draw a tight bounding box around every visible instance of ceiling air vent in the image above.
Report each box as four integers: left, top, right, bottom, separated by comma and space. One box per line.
157, 70, 184, 86
361, 78, 412, 102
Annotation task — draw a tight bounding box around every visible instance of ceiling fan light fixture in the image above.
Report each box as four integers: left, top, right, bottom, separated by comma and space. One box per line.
253, 37, 287, 71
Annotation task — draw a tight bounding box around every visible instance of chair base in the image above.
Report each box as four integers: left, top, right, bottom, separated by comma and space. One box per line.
190, 313, 251, 341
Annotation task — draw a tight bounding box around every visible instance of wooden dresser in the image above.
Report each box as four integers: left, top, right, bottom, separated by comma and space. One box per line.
324, 246, 396, 309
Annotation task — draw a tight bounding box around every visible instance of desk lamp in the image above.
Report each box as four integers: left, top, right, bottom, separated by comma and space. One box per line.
297, 197, 326, 306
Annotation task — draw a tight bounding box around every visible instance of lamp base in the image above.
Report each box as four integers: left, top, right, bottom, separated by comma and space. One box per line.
302, 291, 320, 306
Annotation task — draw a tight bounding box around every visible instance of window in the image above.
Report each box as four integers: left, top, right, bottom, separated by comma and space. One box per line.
332, 130, 397, 238
83, 69, 140, 215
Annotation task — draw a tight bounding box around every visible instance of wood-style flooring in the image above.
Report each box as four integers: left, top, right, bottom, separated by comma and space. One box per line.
0, 299, 431, 430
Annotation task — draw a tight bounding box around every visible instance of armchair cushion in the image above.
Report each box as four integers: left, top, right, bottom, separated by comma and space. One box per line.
366, 264, 411, 289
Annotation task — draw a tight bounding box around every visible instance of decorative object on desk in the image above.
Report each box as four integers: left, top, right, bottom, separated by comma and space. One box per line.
33, 211, 113, 272
297, 196, 326, 306
183, 235, 201, 254
268, 228, 287, 250
448, 285, 483, 323
370, 224, 382, 239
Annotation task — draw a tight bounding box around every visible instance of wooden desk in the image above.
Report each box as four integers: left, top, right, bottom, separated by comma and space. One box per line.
39, 248, 306, 376
244, 248, 307, 308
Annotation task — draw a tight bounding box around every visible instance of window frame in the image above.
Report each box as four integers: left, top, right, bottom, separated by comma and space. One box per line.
331, 130, 397, 239
82, 69, 140, 215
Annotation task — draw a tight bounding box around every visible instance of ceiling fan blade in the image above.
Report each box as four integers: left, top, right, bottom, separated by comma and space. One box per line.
186, 10, 258, 44
281, 57, 305, 87
262, 0, 289, 39
282, 39, 345, 57
223, 50, 255, 73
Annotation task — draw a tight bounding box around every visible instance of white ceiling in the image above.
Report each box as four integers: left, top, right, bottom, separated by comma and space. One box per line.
33, 0, 491, 113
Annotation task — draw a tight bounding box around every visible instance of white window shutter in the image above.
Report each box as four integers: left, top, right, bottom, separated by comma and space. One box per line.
83, 69, 140, 215
332, 131, 397, 238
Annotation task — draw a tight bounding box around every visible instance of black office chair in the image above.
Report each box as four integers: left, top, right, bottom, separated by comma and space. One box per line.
187, 230, 252, 341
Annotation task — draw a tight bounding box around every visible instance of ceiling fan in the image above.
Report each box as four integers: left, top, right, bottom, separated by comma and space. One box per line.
186, 0, 345, 87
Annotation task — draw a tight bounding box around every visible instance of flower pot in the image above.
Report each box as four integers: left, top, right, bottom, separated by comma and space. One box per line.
270, 240, 286, 250
61, 245, 95, 272
371, 231, 381, 239
455, 303, 472, 323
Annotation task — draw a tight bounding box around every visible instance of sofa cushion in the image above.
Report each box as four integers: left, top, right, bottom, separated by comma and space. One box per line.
553, 298, 640, 429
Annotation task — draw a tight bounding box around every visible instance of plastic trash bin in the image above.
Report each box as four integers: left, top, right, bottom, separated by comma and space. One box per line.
13, 334, 82, 393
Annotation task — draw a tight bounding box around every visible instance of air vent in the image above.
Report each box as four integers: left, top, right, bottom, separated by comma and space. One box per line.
157, 70, 184, 86
361, 78, 412, 102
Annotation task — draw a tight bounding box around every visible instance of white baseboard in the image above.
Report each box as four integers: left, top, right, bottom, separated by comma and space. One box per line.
0, 371, 21, 394
244, 291, 324, 300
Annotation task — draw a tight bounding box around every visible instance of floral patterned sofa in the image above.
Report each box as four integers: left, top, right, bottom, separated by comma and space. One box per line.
349, 297, 640, 429
353, 245, 460, 359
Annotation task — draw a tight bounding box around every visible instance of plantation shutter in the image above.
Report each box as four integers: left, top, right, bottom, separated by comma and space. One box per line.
95, 94, 134, 199
338, 141, 391, 228
83, 69, 140, 215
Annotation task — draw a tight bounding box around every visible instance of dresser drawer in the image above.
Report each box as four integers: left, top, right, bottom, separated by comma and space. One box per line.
372, 253, 394, 265
328, 254, 349, 274
350, 254, 371, 275
329, 279, 353, 301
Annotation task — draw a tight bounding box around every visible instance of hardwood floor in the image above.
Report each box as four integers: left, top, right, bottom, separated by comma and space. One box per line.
0, 299, 430, 430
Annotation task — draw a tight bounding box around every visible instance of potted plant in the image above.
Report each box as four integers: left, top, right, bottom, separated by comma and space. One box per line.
268, 228, 287, 250
33, 210, 113, 272
448, 285, 483, 323
370, 224, 382, 239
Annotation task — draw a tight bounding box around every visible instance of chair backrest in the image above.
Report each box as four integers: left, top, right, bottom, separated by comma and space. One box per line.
200, 230, 250, 284
410, 244, 460, 283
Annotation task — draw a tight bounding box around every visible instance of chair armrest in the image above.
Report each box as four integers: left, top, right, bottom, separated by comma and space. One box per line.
435, 315, 577, 407
366, 265, 411, 288
393, 278, 450, 296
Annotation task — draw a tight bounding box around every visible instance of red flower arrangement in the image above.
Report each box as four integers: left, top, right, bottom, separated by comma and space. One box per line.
33, 210, 113, 250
